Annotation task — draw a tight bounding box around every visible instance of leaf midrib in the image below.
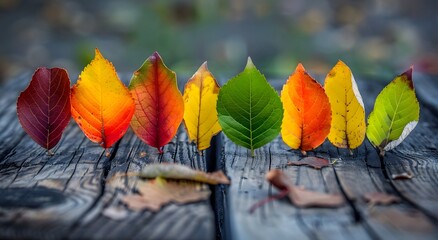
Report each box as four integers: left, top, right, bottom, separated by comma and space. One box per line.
249, 70, 253, 152
384, 85, 407, 147
196, 71, 203, 147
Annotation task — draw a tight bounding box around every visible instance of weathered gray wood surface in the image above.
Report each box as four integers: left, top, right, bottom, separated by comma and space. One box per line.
220, 76, 438, 240
1, 72, 438, 240
0, 73, 214, 240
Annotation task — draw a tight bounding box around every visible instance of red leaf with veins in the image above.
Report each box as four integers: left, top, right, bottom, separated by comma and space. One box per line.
129, 52, 184, 153
17, 67, 71, 150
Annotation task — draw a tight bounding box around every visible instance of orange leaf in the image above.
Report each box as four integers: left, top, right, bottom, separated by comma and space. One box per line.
71, 48, 135, 148
281, 64, 331, 153
129, 52, 184, 153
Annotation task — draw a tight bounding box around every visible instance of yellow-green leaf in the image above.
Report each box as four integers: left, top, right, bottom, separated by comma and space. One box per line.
366, 67, 420, 155
324, 61, 366, 150
183, 62, 221, 151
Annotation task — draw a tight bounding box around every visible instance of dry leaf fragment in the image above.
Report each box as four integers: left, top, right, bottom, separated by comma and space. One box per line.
140, 163, 230, 185
122, 178, 210, 212
363, 192, 401, 205
391, 172, 414, 180
287, 156, 330, 169
371, 208, 434, 233
102, 206, 129, 220
266, 169, 344, 208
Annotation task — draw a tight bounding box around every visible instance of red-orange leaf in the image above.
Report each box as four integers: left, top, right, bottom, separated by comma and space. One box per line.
129, 52, 184, 153
17, 67, 71, 151
281, 64, 331, 153
71, 48, 135, 148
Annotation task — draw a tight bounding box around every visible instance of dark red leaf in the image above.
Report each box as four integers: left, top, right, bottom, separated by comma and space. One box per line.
17, 67, 71, 150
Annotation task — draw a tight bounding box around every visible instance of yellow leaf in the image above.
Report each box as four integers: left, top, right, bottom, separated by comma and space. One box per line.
183, 62, 221, 151
71, 48, 135, 148
324, 61, 365, 149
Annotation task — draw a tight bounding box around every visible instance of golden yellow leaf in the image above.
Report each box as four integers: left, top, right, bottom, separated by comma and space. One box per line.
183, 62, 221, 151
324, 61, 365, 149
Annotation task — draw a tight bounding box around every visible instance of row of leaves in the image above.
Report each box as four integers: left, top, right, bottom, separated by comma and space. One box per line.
17, 48, 420, 156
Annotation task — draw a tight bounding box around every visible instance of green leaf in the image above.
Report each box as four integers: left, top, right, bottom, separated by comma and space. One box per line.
217, 58, 283, 156
366, 67, 420, 155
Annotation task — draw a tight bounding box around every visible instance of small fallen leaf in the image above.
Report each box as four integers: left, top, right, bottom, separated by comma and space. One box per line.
102, 206, 129, 220
266, 169, 344, 208
363, 192, 401, 205
140, 163, 230, 185
391, 172, 414, 180
122, 177, 210, 212
287, 156, 330, 169
370, 208, 434, 232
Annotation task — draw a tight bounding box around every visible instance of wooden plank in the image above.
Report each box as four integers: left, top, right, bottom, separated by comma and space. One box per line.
322, 141, 438, 240
383, 109, 438, 219
0, 73, 215, 240
68, 129, 215, 240
0, 73, 29, 160
221, 136, 372, 240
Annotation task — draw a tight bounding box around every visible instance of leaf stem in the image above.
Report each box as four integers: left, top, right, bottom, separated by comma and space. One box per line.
248, 189, 289, 214
251, 148, 255, 158
46, 149, 55, 156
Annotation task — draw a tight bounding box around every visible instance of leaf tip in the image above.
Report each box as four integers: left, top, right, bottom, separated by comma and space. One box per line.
296, 63, 305, 72
336, 59, 346, 67
246, 57, 255, 69
200, 61, 208, 71
94, 48, 103, 58
152, 51, 162, 61
400, 66, 414, 89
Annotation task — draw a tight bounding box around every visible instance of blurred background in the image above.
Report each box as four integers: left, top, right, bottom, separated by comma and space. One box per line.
0, 0, 437, 84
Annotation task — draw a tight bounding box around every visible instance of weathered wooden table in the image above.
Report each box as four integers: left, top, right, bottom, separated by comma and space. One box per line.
0, 72, 437, 240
